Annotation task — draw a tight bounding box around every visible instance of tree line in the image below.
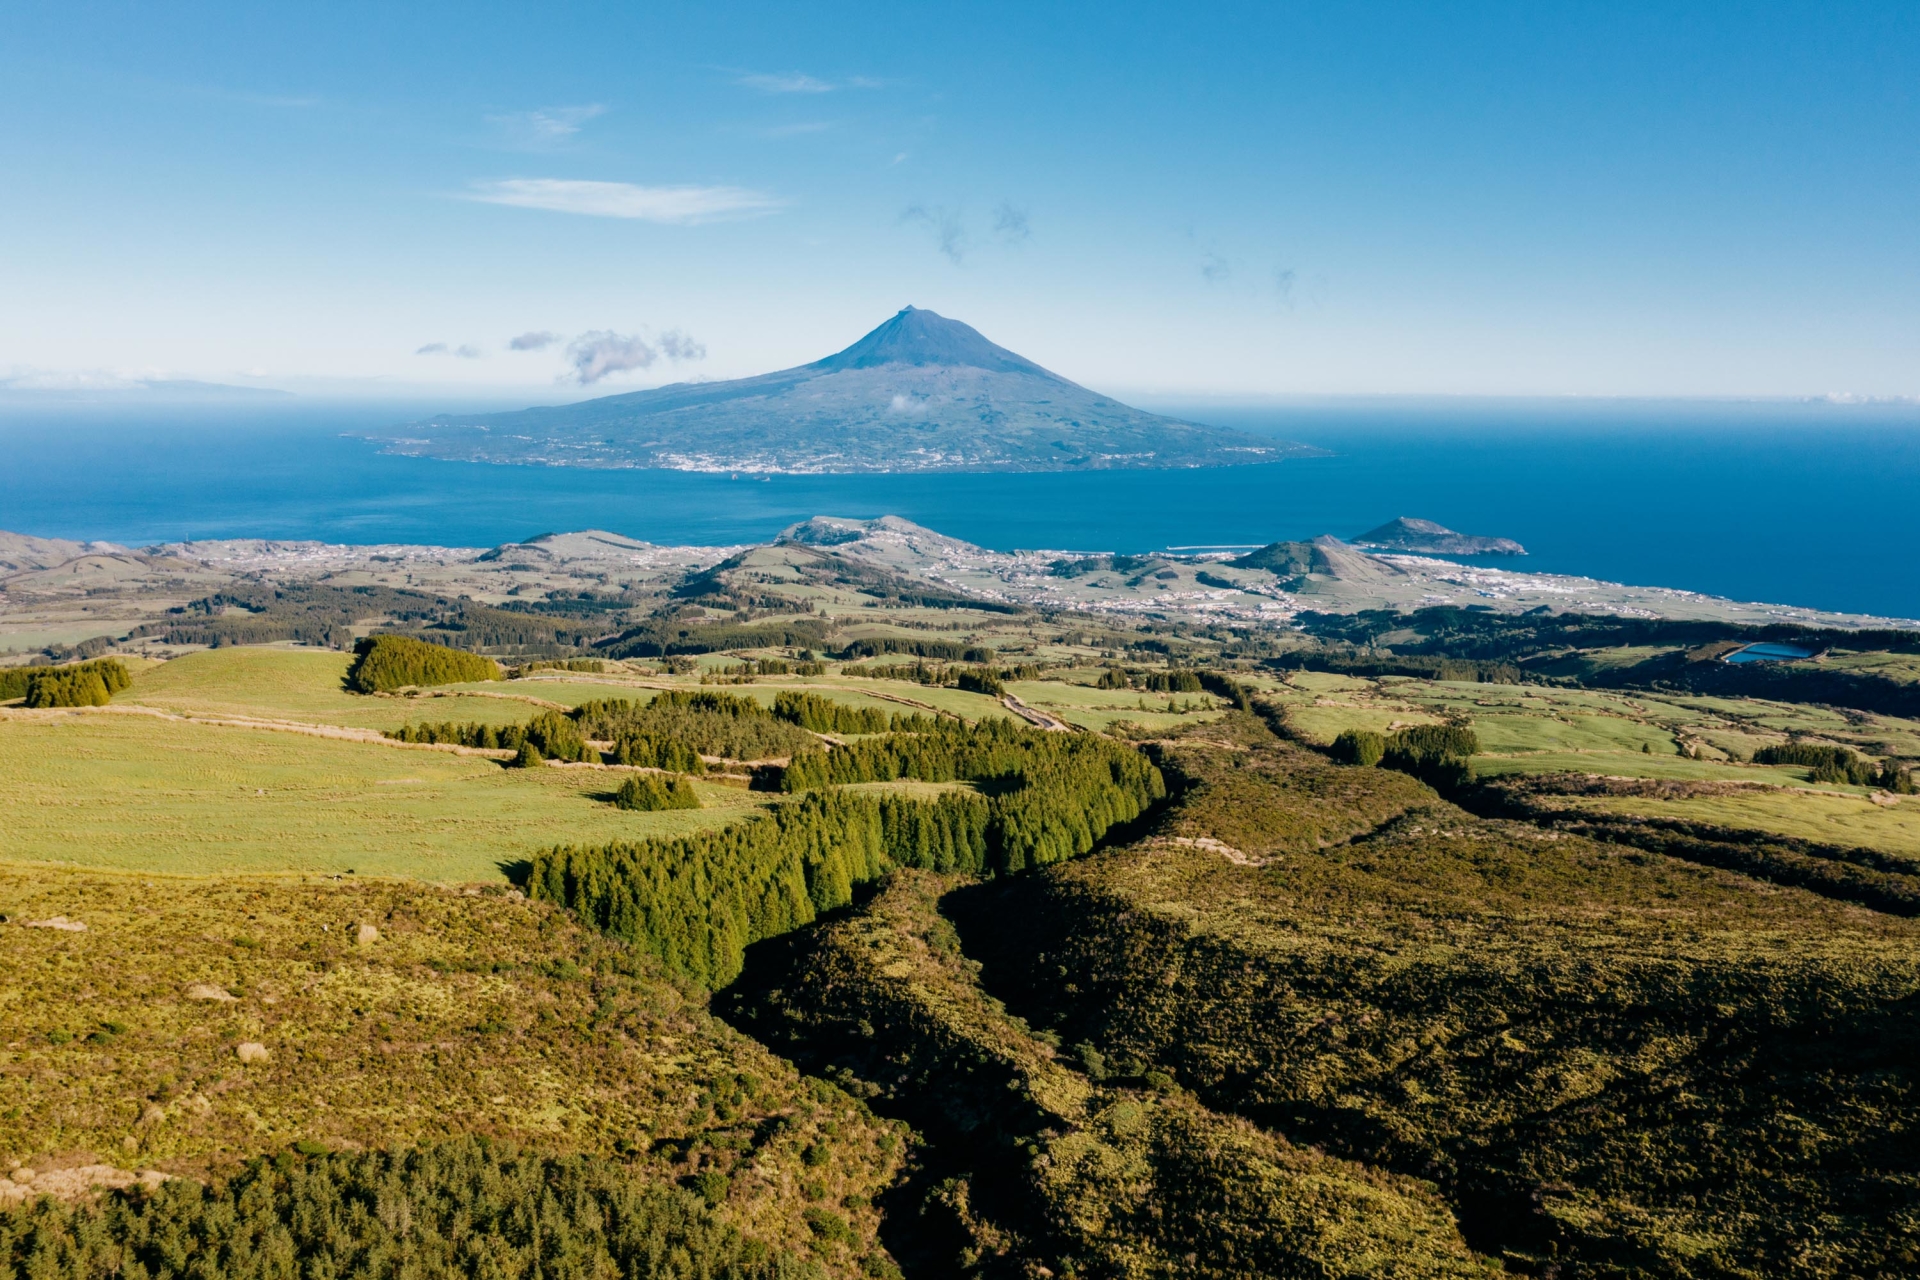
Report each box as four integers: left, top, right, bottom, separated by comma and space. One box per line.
386, 688, 923, 764
0, 657, 132, 707
1095, 667, 1207, 693
834, 637, 995, 663
531, 722, 1163, 986
602, 619, 832, 660
771, 691, 891, 734
1755, 741, 1915, 790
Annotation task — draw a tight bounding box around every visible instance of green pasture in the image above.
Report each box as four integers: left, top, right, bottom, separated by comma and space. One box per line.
0, 711, 769, 880
122, 647, 537, 732
1557, 788, 1920, 863
1003, 678, 1225, 733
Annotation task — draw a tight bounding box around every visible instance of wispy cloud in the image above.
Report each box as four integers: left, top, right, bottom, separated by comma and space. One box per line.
992, 202, 1031, 244
416, 342, 482, 359
901, 203, 969, 264
731, 69, 885, 94
566, 328, 706, 385
736, 71, 836, 94
1272, 267, 1297, 308
658, 329, 707, 361
464, 179, 781, 223
487, 104, 605, 149
508, 331, 560, 351
1200, 252, 1231, 283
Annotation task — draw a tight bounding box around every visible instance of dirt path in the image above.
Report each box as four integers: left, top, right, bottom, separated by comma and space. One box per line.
1000, 692, 1072, 732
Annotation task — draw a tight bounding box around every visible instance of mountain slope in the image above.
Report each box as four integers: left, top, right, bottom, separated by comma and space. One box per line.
379, 307, 1319, 473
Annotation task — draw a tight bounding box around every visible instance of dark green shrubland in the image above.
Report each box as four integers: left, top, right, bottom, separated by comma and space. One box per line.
345, 635, 500, 693
0, 658, 131, 707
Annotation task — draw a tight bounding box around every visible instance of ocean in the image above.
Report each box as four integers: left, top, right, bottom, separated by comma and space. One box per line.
1, 397, 1915, 621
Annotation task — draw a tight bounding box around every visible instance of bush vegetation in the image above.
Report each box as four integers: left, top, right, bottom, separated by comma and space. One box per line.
721, 871, 1482, 1279
615, 773, 702, 811
345, 635, 501, 693
1330, 727, 1386, 766
0, 868, 905, 1266
0, 658, 132, 707
1327, 721, 1479, 787
958, 727, 1920, 1278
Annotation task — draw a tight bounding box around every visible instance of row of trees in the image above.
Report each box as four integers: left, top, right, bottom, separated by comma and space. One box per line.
1095, 667, 1206, 693
531, 723, 1163, 986
387, 688, 928, 765
1756, 741, 1916, 790
0, 658, 131, 707
507, 658, 606, 677
346, 635, 502, 693
385, 709, 590, 761
834, 638, 995, 663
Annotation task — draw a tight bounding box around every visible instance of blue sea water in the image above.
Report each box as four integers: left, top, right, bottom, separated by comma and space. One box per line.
0, 397, 1915, 621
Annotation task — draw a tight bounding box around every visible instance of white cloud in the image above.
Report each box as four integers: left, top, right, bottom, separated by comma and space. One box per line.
567, 327, 705, 385
465, 179, 780, 223
509, 331, 560, 351
567, 332, 655, 384
488, 104, 606, 148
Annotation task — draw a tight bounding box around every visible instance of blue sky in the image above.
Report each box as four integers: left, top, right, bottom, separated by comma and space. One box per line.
2, 1, 1915, 398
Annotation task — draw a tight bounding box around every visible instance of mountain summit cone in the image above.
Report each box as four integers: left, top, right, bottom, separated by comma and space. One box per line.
382, 307, 1321, 474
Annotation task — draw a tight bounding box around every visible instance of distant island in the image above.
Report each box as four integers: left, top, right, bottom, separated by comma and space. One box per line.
374, 307, 1323, 474
1352, 516, 1527, 556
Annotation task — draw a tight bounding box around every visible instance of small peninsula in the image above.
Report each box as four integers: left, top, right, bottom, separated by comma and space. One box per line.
1353, 516, 1527, 556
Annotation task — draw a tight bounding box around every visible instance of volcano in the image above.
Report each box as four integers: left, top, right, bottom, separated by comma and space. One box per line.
382, 307, 1318, 473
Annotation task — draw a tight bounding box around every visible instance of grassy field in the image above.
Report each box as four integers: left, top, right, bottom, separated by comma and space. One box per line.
0, 711, 770, 880
0, 866, 905, 1269
121, 647, 543, 732
1003, 675, 1226, 733
1553, 787, 1920, 862
1265, 669, 1920, 855
1274, 670, 1920, 775
3, 646, 1040, 884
